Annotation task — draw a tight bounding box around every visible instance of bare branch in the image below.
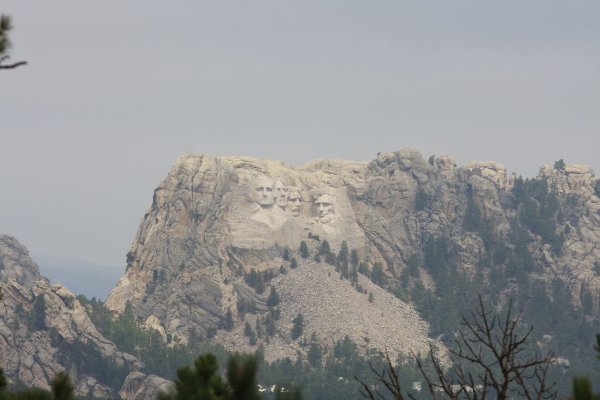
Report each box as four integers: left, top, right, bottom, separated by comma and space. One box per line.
415, 296, 557, 400
356, 350, 408, 400
0, 60, 27, 69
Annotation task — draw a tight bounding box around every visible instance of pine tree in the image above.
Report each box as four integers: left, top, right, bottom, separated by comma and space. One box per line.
158, 353, 231, 400
350, 249, 359, 268
267, 287, 280, 307
0, 15, 27, 69
307, 341, 322, 368
226, 354, 261, 400
244, 321, 252, 337
291, 313, 304, 340
283, 247, 290, 261
30, 294, 47, 330
0, 367, 7, 392
554, 159, 566, 171
299, 241, 309, 259
265, 313, 276, 337
338, 241, 349, 265
370, 263, 385, 286
319, 240, 331, 256
338, 241, 349, 278
224, 308, 234, 331
51, 372, 75, 400
572, 377, 593, 400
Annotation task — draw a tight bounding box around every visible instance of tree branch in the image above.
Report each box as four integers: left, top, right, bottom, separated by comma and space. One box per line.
0, 60, 27, 69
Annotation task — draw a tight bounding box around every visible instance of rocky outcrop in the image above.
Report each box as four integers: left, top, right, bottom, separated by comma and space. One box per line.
215, 254, 437, 361
0, 235, 139, 397
120, 371, 172, 400
0, 235, 43, 287
105, 150, 600, 363
538, 164, 600, 303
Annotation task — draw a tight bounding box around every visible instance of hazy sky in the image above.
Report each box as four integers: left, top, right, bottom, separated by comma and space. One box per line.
1, 1, 599, 267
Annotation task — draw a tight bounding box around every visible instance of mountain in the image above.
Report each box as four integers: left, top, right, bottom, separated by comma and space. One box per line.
6, 148, 600, 397
104, 149, 600, 383
105, 152, 439, 362
0, 235, 140, 397
34, 255, 123, 300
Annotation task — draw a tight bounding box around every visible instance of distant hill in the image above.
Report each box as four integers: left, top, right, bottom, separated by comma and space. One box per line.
34, 254, 123, 300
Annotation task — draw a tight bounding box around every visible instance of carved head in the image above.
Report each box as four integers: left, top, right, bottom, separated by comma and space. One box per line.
253, 176, 275, 208
315, 194, 335, 224
274, 180, 289, 209
288, 188, 302, 217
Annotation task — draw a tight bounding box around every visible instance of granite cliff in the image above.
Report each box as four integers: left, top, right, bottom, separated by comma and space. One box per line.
105, 149, 600, 365
105, 152, 439, 360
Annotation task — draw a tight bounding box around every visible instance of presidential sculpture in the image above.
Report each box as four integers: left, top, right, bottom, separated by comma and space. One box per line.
274, 180, 289, 210
288, 188, 302, 217
314, 194, 336, 224
254, 176, 275, 208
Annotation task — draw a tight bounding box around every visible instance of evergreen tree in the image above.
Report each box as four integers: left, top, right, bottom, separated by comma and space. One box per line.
333, 335, 358, 360
290, 258, 298, 269
51, 372, 75, 400
158, 353, 231, 400
338, 241, 349, 265
291, 313, 304, 340
338, 241, 349, 278
283, 247, 290, 261
572, 377, 593, 400
265, 313, 276, 337
370, 263, 385, 286
267, 287, 280, 307
249, 331, 257, 346
350, 249, 359, 268
29, 294, 47, 331
358, 262, 368, 275
307, 342, 322, 368
350, 265, 358, 284
244, 321, 252, 337
0, 367, 7, 392
255, 317, 263, 338
406, 254, 420, 278
0, 15, 27, 69
299, 241, 309, 259
246, 269, 265, 294
415, 188, 428, 211
319, 240, 331, 256
226, 354, 261, 400
224, 309, 234, 332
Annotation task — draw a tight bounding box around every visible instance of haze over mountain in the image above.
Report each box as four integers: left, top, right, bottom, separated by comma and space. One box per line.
34, 255, 122, 300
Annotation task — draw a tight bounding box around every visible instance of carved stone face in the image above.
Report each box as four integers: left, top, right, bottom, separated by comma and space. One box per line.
254, 176, 275, 208
315, 194, 335, 224
288, 189, 302, 217
274, 180, 288, 209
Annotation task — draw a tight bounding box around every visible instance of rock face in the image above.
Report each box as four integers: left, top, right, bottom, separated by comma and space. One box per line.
119, 371, 172, 400
105, 153, 439, 359
105, 150, 600, 362
0, 235, 139, 398
216, 254, 434, 362
0, 236, 43, 287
